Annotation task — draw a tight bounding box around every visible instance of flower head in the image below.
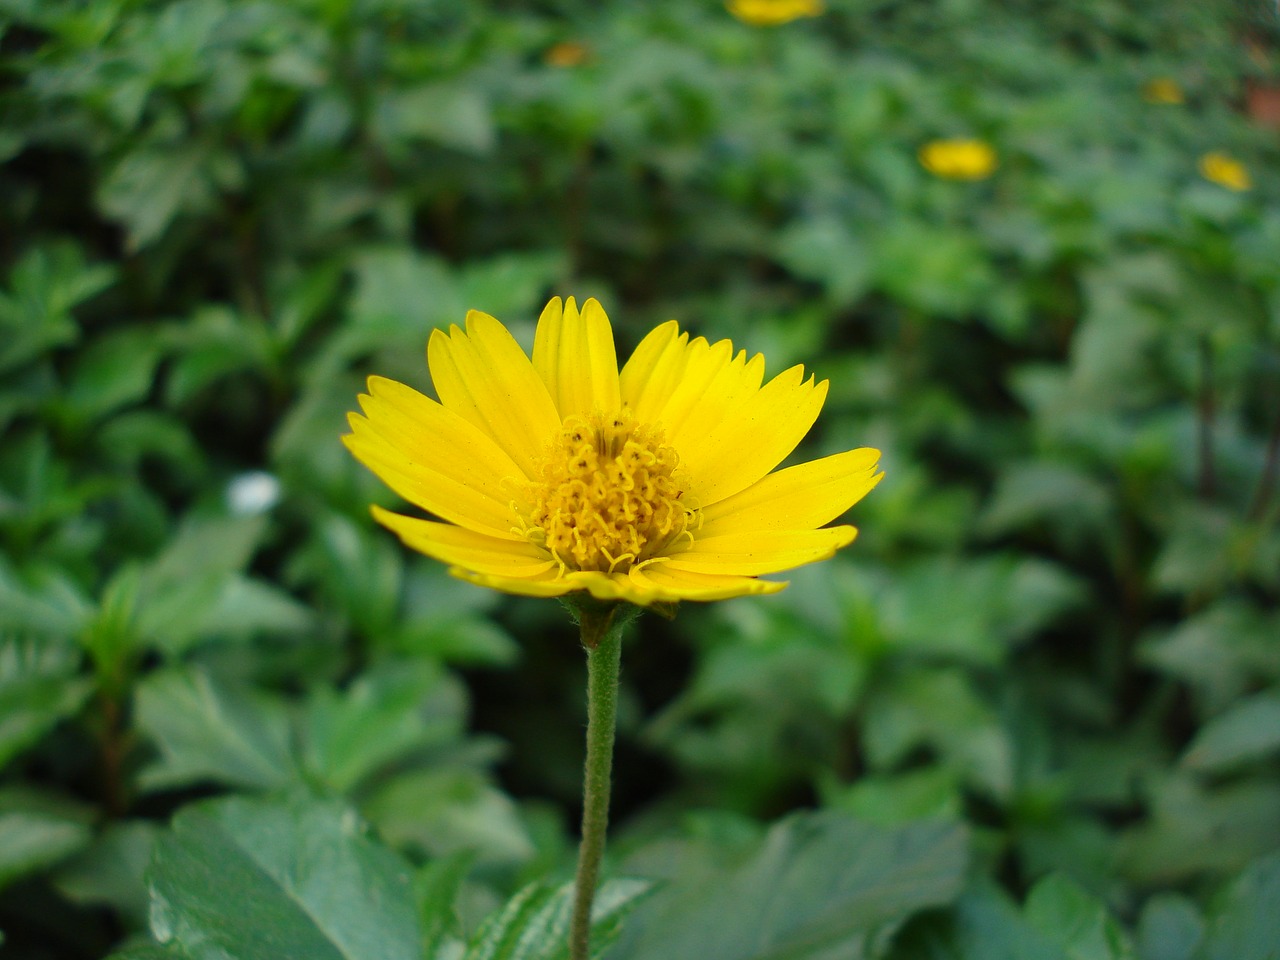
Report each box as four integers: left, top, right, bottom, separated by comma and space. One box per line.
918, 139, 998, 180
1198, 151, 1251, 191
726, 0, 824, 27
1142, 77, 1185, 105
545, 41, 590, 68
344, 298, 881, 605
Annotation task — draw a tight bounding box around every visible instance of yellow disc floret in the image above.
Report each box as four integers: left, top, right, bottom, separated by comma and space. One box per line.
518, 411, 698, 574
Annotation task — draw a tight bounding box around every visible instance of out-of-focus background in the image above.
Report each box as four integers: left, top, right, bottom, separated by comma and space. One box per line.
2, 1, 1279, 957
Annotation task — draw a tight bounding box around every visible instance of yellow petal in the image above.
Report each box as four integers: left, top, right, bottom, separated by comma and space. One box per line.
619, 321, 690, 422
427, 311, 561, 478
453, 557, 792, 604
642, 336, 734, 432
451, 568, 578, 598
678, 365, 829, 506
343, 378, 526, 538
666, 348, 767, 453
345, 426, 517, 541
450, 568, 654, 604
665, 527, 856, 575
700, 447, 883, 537
372, 506, 557, 577
533, 297, 621, 419
629, 563, 788, 600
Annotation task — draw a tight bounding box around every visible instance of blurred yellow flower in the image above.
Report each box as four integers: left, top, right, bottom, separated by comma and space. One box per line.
1143, 78, 1185, 104
1198, 151, 1251, 191
545, 41, 591, 68
344, 298, 881, 605
726, 0, 824, 26
918, 139, 998, 180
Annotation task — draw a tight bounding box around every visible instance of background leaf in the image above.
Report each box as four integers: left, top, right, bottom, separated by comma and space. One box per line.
614, 813, 968, 960
148, 792, 422, 960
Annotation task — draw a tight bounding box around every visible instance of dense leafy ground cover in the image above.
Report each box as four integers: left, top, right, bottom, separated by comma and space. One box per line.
2, 0, 1279, 957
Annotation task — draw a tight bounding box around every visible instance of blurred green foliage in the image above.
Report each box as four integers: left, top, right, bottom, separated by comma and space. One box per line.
2, 0, 1279, 956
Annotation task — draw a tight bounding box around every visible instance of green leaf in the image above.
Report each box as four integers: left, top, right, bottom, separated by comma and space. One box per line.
148, 792, 422, 960
63, 328, 164, 421
132, 515, 311, 654
1121, 773, 1280, 884
0, 558, 94, 638
401, 616, 520, 666
364, 769, 536, 870
374, 82, 496, 154
864, 668, 1014, 799
0, 243, 114, 374
775, 216, 872, 307
290, 512, 404, 640
823, 767, 962, 826
889, 882, 1063, 960
878, 556, 1087, 665
1024, 874, 1135, 960
1136, 894, 1203, 960
1181, 690, 1280, 774
163, 305, 274, 406
54, 821, 158, 928
465, 877, 652, 960
1197, 853, 1280, 960
614, 813, 968, 960
95, 411, 203, 476
0, 635, 93, 771
97, 146, 216, 251
977, 462, 1114, 544
139, 576, 288, 655
303, 660, 464, 794
106, 942, 193, 960
134, 667, 296, 792
144, 513, 265, 585
347, 247, 465, 333
416, 852, 473, 959
872, 220, 995, 317
0, 788, 94, 891
1140, 601, 1280, 715
458, 252, 569, 325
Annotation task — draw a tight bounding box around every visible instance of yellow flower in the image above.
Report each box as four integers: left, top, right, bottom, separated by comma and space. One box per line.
1198, 151, 1251, 191
344, 298, 881, 606
1143, 77, 1185, 105
544, 41, 590, 68
726, 0, 824, 27
918, 139, 998, 181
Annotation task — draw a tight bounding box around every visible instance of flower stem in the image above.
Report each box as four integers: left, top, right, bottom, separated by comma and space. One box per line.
570, 601, 628, 960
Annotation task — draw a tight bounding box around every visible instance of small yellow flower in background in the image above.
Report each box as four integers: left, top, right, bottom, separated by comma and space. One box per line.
1198, 151, 1252, 191
545, 41, 591, 68
918, 139, 998, 181
1143, 77, 1185, 105
726, 0, 824, 27
344, 298, 881, 605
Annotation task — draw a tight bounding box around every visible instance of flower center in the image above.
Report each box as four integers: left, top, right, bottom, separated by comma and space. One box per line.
517, 411, 698, 574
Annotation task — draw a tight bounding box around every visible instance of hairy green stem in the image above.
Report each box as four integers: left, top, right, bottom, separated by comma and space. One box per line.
569, 602, 627, 960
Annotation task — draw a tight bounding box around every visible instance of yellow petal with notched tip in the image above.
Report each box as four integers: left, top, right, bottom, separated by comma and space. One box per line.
664, 527, 856, 576
628, 563, 788, 600
533, 297, 621, 419
618, 321, 690, 423
372, 506, 557, 577
343, 377, 527, 539
679, 365, 828, 506
700, 448, 883, 537
427, 311, 560, 479
344, 424, 518, 540
667, 348, 766, 454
